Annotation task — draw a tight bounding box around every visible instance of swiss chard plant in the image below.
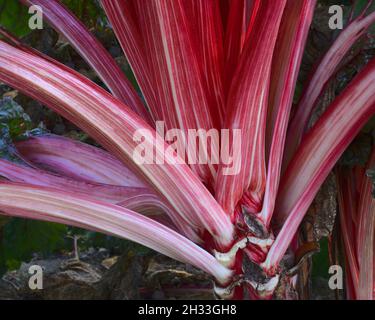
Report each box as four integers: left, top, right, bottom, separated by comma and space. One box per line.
0, 0, 374, 299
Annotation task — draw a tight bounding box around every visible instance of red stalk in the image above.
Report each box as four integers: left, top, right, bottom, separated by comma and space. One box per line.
104, 0, 220, 185
116, 193, 200, 242
264, 59, 375, 273
215, 0, 286, 216
260, 0, 316, 227
223, 0, 260, 91
186, 0, 225, 126
133, 0, 220, 184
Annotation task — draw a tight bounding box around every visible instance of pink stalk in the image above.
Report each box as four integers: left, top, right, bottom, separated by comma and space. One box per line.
0, 182, 233, 285
0, 158, 195, 236
117, 193, 200, 242
283, 10, 375, 167
0, 159, 151, 204
215, 0, 286, 216
15, 135, 147, 188
259, 0, 316, 227
264, 59, 375, 273
0, 41, 234, 247
20, 0, 152, 123
3, 159, 200, 240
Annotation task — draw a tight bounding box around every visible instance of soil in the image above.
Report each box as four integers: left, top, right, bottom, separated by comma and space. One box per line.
0, 248, 214, 300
